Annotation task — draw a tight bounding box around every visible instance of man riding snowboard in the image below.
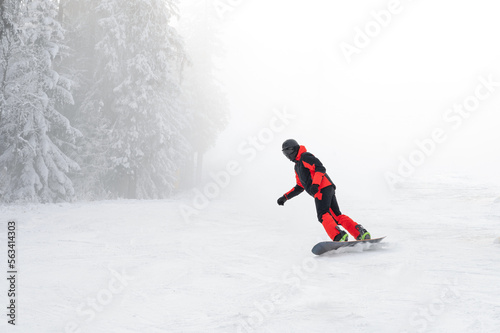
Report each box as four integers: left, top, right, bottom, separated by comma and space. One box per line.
277, 139, 370, 242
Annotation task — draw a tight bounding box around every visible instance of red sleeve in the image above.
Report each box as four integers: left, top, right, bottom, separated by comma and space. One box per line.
312, 171, 325, 185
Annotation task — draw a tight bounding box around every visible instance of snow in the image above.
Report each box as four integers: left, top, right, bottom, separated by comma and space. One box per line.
1, 178, 499, 332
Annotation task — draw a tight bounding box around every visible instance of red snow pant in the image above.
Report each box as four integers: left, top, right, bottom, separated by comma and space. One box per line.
314, 186, 361, 240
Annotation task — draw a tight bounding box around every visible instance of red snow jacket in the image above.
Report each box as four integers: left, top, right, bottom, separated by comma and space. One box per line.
284, 146, 335, 201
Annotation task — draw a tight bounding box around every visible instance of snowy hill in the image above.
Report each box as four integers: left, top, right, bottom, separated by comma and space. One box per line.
1, 179, 499, 333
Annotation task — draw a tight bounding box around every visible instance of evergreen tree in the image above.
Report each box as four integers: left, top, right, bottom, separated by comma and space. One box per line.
0, 0, 80, 203
72, 0, 188, 199
55, 0, 107, 199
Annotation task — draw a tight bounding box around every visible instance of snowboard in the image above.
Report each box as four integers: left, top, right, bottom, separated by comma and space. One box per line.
311, 236, 386, 255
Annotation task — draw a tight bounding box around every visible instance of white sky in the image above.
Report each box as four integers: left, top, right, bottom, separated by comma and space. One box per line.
201, 0, 500, 194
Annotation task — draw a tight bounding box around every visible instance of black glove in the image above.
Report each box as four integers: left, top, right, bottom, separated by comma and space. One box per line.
310, 184, 319, 196
277, 196, 287, 206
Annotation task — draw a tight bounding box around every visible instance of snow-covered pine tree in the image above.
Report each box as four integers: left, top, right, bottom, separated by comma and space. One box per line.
77, 0, 188, 199
0, 0, 80, 203
52, 0, 104, 199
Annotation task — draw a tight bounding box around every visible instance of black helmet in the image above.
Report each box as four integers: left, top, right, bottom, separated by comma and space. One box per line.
282, 139, 299, 161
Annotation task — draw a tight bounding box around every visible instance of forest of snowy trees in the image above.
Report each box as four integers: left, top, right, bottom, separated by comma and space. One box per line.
0, 0, 227, 203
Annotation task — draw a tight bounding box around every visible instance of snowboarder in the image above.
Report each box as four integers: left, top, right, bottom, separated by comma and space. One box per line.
277, 139, 370, 242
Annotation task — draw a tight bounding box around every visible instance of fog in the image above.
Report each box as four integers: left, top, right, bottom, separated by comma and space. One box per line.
198, 0, 500, 201
2, 3, 499, 330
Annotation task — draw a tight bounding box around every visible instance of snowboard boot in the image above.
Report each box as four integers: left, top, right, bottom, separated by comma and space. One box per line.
333, 227, 348, 242
355, 225, 371, 240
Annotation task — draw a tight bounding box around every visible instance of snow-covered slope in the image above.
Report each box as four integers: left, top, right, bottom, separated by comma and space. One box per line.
1, 179, 499, 333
